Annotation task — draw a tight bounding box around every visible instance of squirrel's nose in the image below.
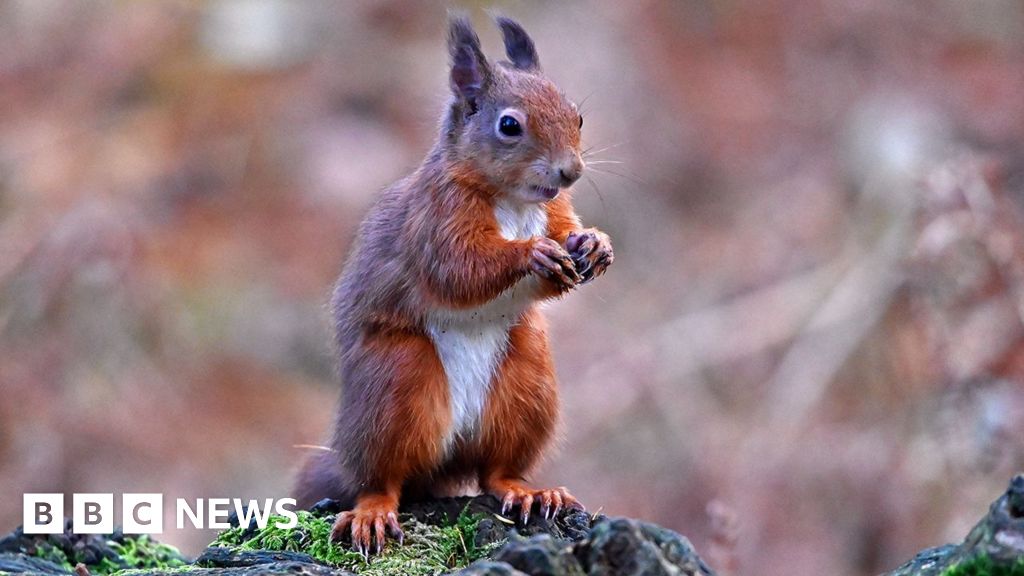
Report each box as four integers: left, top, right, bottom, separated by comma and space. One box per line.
558, 164, 583, 187
558, 169, 578, 187
555, 153, 584, 187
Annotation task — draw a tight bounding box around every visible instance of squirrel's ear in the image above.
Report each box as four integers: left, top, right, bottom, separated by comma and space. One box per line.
448, 15, 490, 109
495, 16, 539, 71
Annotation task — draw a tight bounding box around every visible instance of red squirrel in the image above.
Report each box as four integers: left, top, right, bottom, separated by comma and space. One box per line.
293, 14, 614, 554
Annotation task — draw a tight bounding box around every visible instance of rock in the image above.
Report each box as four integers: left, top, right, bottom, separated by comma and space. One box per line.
457, 560, 531, 575
560, 511, 593, 542
0, 494, 710, 576
474, 517, 510, 551
5, 476, 1024, 575
159, 562, 350, 575
309, 498, 344, 517
883, 474, 1024, 575
883, 545, 959, 576
0, 552, 72, 575
195, 546, 324, 568
576, 518, 714, 576
0, 519, 187, 574
491, 533, 584, 576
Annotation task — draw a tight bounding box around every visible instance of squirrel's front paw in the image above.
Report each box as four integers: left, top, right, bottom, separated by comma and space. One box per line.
530, 237, 581, 291
566, 229, 613, 283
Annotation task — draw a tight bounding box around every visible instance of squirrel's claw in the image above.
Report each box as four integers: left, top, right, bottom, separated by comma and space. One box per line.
551, 490, 563, 518
520, 493, 535, 524
373, 515, 386, 555
386, 511, 404, 546
540, 491, 554, 519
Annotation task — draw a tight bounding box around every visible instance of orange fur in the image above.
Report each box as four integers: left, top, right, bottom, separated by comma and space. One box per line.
414, 165, 536, 309
357, 331, 450, 488
545, 190, 583, 244
478, 309, 559, 481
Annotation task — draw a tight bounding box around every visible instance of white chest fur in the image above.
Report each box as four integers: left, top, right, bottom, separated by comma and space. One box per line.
426, 200, 548, 452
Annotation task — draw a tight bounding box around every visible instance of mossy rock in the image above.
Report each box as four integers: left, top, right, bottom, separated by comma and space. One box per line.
0, 520, 187, 575
5, 475, 1022, 576
884, 475, 1024, 576
201, 499, 503, 576
941, 555, 1024, 576
4, 477, 1024, 576
0, 495, 714, 576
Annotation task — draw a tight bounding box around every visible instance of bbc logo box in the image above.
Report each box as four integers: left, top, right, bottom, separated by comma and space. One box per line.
23, 493, 164, 534
23, 494, 63, 534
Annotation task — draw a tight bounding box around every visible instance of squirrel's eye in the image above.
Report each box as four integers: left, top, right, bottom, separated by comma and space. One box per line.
498, 115, 522, 137
578, 115, 583, 129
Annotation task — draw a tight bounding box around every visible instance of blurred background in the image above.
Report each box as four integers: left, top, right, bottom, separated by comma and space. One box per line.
1, 1, 1023, 574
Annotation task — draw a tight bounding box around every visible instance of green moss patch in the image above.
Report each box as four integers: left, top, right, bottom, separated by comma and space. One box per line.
106, 536, 189, 574
209, 508, 501, 576
942, 555, 1024, 576
31, 541, 75, 570
28, 534, 187, 576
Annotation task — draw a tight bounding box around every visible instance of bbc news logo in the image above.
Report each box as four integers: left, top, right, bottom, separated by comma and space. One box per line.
23, 494, 298, 534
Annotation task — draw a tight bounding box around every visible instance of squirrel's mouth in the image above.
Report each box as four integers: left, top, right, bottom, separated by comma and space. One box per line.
531, 185, 560, 200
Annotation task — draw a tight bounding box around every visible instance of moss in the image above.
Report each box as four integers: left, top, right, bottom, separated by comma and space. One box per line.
210, 507, 502, 576
32, 542, 74, 570
942, 555, 1024, 576
107, 535, 188, 572
30, 535, 186, 576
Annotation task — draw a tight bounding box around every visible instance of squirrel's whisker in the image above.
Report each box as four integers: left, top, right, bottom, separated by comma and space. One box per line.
588, 166, 649, 186
583, 174, 610, 220
577, 91, 597, 115
583, 141, 629, 158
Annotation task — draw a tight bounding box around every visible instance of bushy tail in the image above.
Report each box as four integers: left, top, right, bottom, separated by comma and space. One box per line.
292, 449, 356, 510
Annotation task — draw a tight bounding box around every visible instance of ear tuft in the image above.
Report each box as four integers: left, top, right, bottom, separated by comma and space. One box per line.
495, 16, 539, 71
448, 14, 490, 106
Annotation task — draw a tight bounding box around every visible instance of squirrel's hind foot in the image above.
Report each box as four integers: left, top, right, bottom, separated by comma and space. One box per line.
330, 494, 404, 556
487, 480, 584, 525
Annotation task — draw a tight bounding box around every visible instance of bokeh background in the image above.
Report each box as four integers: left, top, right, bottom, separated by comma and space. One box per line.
2, 1, 1023, 574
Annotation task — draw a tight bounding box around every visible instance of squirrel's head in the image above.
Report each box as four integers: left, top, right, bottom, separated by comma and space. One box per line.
445, 15, 584, 204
